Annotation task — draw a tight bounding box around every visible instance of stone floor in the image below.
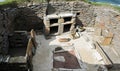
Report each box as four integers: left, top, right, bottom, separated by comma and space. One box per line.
32, 30, 108, 71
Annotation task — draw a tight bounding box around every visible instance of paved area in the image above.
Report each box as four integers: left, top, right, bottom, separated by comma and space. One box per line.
94, 6, 120, 71
32, 30, 107, 71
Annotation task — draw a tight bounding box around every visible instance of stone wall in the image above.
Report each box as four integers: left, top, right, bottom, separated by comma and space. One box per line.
0, 8, 20, 54
28, 1, 95, 26
0, 10, 10, 54
0, 1, 95, 32
0, 1, 95, 53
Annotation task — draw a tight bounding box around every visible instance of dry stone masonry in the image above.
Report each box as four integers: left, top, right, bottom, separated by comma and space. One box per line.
0, 1, 95, 54
0, 10, 9, 54
0, 8, 19, 54
28, 1, 94, 25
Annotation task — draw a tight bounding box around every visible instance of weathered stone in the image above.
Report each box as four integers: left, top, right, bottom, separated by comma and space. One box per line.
54, 56, 65, 62
0, 1, 95, 55
58, 38, 70, 42
0, 36, 3, 43
27, 1, 94, 26
0, 29, 6, 35
0, 13, 3, 20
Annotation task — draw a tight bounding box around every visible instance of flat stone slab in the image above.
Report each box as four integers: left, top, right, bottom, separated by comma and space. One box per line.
53, 50, 80, 69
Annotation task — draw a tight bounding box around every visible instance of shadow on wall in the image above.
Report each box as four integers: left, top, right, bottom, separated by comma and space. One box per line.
75, 17, 84, 28
13, 7, 44, 31
46, 3, 56, 15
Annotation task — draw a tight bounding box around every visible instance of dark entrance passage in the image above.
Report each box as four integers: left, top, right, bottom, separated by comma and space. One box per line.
63, 24, 71, 32
50, 26, 58, 34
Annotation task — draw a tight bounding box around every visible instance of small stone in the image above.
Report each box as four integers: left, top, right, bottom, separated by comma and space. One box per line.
97, 65, 107, 71
58, 38, 71, 42
91, 43, 96, 49
0, 36, 3, 43
0, 13, 3, 20
54, 56, 65, 62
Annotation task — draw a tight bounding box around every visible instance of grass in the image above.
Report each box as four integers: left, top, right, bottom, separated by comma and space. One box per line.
113, 5, 120, 12
0, 0, 18, 7
90, 2, 110, 6
0, 0, 27, 5
83, 0, 120, 12
92, 2, 120, 12
0, 0, 15, 5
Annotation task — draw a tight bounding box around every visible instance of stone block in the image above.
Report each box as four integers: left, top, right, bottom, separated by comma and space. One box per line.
0, 36, 3, 43
0, 13, 3, 20
54, 56, 65, 62
58, 18, 64, 23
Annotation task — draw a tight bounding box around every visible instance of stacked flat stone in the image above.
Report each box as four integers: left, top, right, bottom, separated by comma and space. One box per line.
0, 11, 9, 54
28, 1, 94, 26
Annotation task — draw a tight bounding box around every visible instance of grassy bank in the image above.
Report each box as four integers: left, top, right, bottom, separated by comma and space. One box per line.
92, 2, 120, 12
83, 0, 120, 12
0, 0, 15, 5
0, 0, 27, 5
